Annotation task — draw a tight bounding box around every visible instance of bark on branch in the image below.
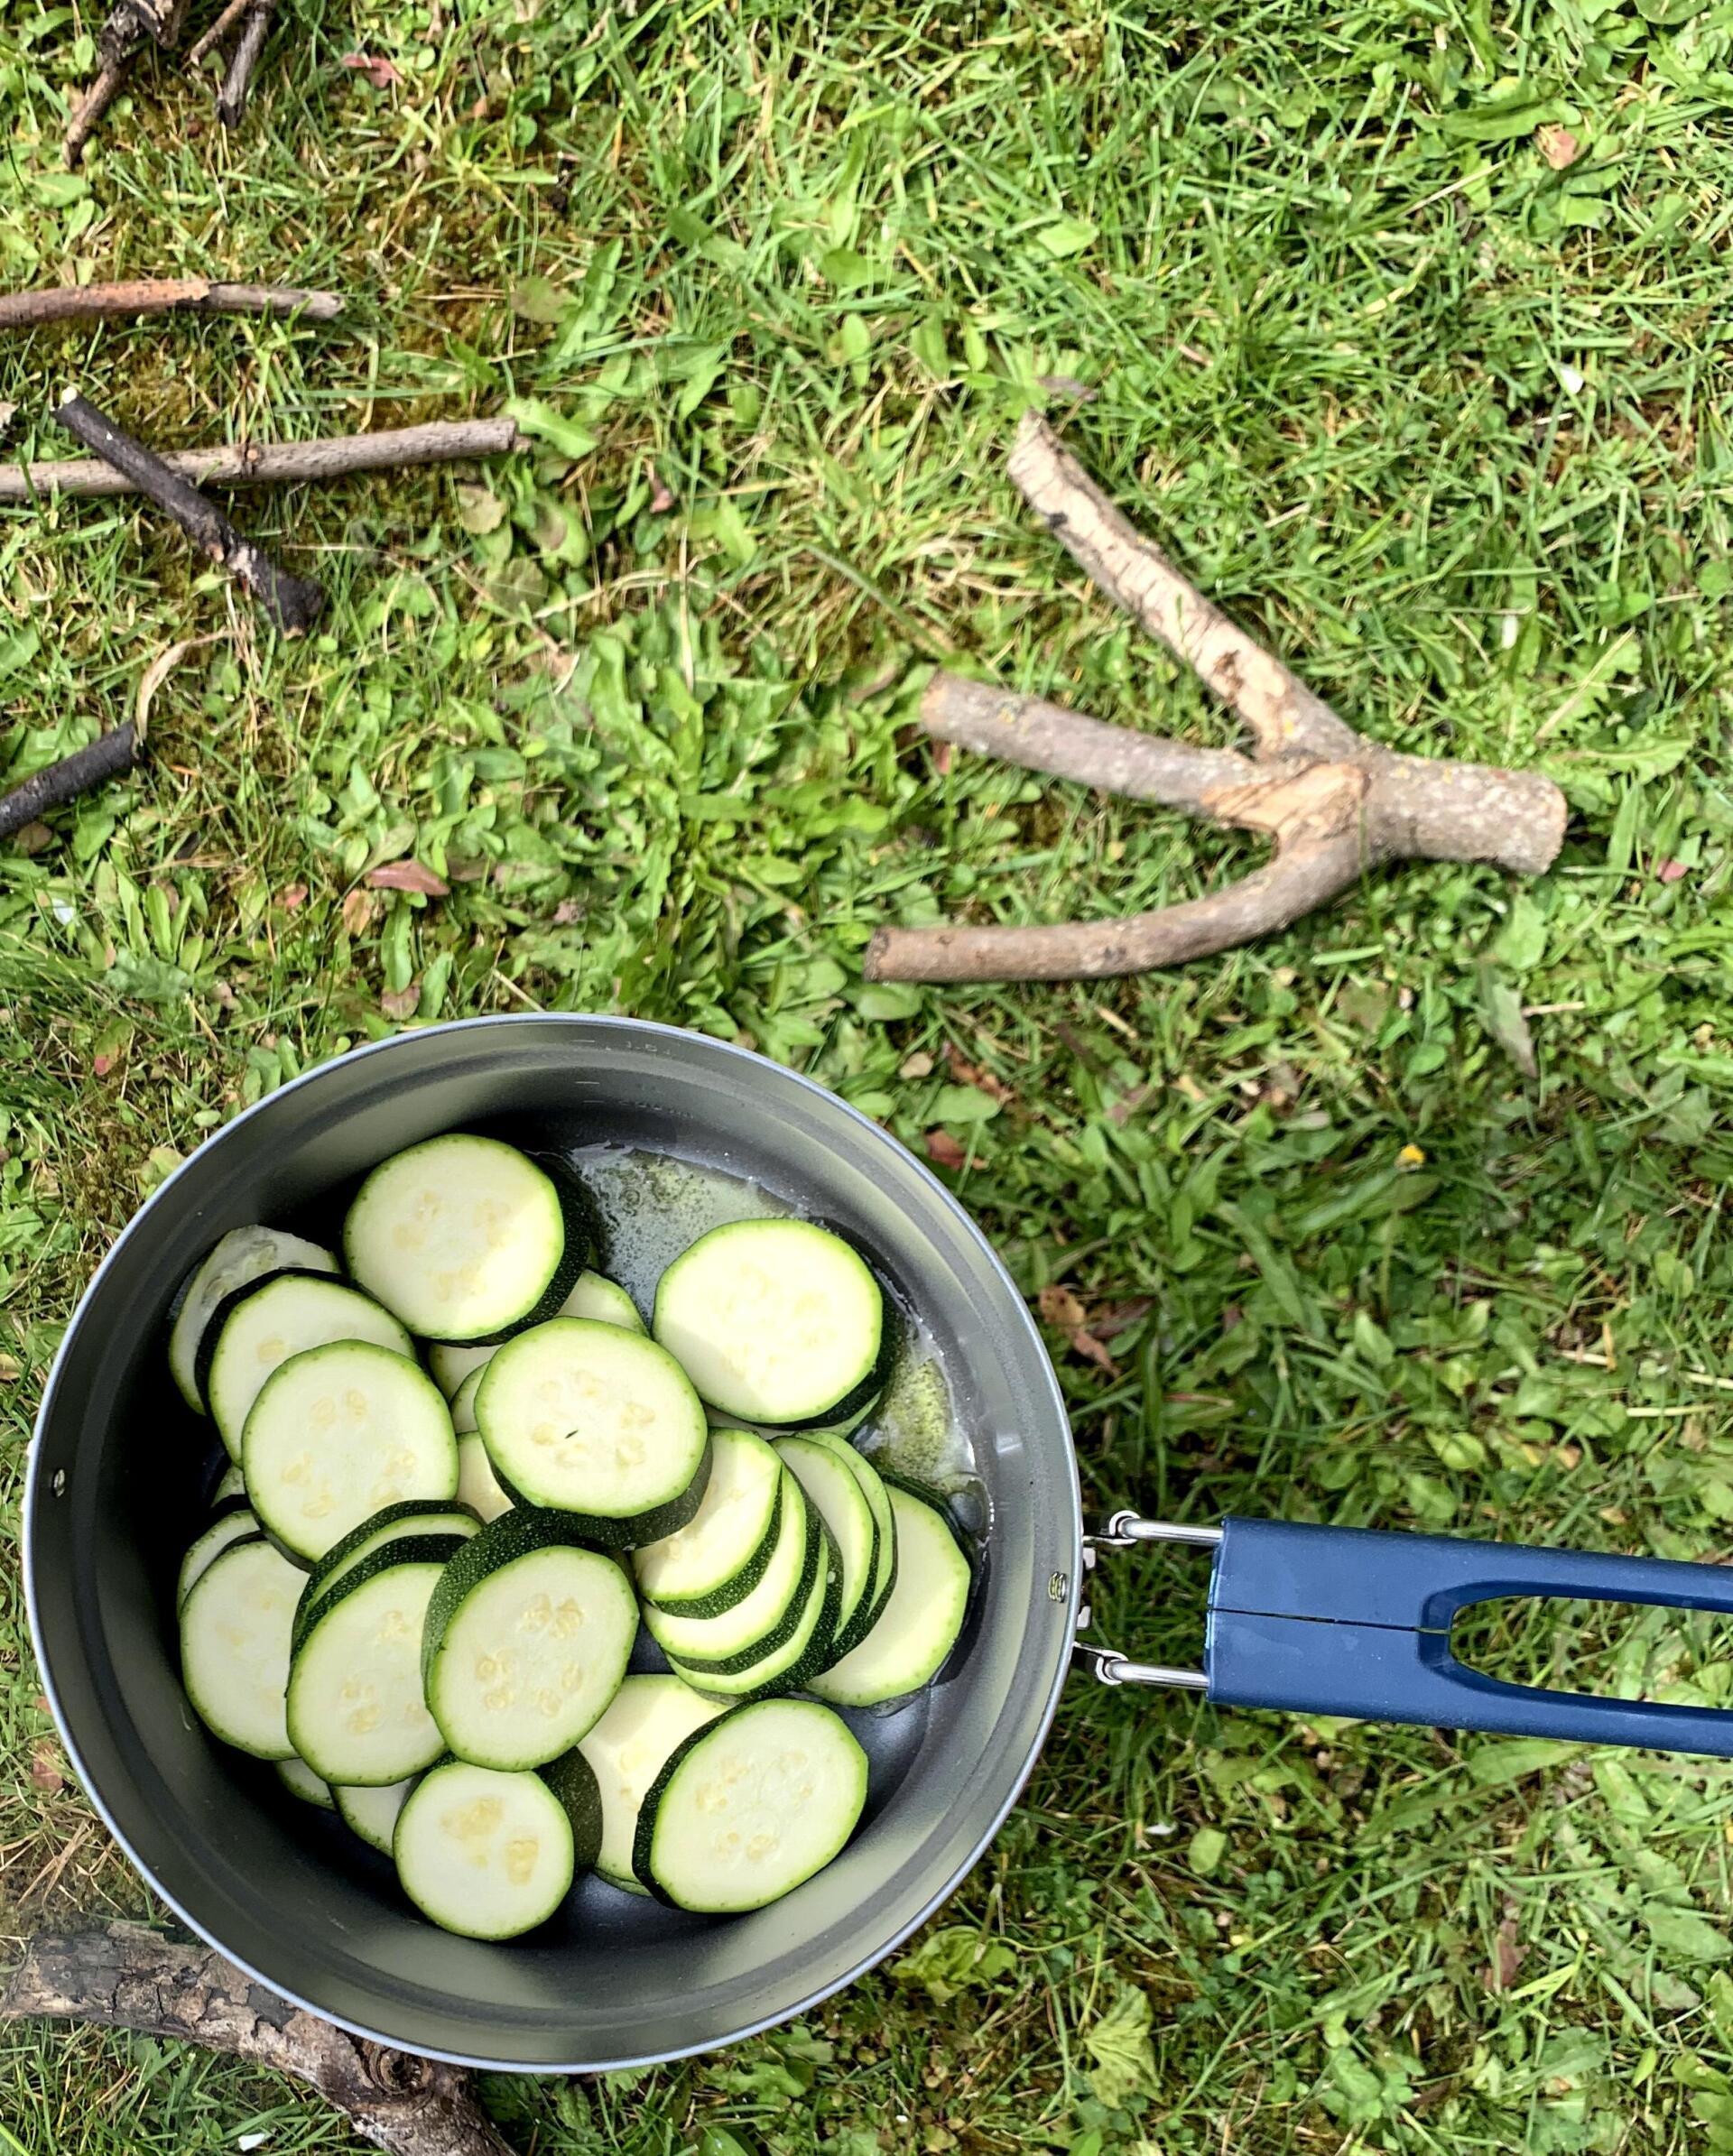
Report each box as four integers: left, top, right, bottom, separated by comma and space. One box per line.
1, 417, 520, 501
3, 1925, 512, 2156
216, 0, 273, 126
0, 724, 141, 842
0, 280, 340, 332
51, 389, 325, 634
866, 413, 1568, 985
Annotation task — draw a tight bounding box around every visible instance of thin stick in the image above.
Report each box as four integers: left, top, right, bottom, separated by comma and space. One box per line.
0, 279, 340, 332
216, 0, 272, 125
1006, 413, 1363, 763
51, 389, 324, 634
0, 417, 521, 501
0, 725, 140, 843
185, 0, 252, 67
63, 20, 145, 168
4, 1925, 512, 2156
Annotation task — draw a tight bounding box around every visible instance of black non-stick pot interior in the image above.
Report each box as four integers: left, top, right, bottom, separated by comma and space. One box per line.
29, 1017, 1079, 2068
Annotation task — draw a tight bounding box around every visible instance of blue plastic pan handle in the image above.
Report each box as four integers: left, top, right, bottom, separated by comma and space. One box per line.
1203, 1516, 1733, 1756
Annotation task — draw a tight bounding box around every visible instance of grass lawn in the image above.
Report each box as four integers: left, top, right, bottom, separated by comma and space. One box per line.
2, 0, 1732, 2147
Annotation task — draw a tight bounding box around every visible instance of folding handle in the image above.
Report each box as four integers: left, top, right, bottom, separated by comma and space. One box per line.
1205, 1517, 1733, 1758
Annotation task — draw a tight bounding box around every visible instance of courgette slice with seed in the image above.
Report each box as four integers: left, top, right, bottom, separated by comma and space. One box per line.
169, 1226, 339, 1414
179, 1536, 301, 1760
456, 1433, 512, 1523
632, 1428, 783, 1619
393, 1749, 600, 1939
178, 1507, 260, 1608
344, 1135, 593, 1344
286, 1549, 450, 1786
242, 1340, 458, 1564
774, 1435, 881, 1661
422, 1511, 637, 1771
426, 1269, 643, 1399
335, 1775, 418, 1855
475, 1318, 710, 1547
203, 1273, 414, 1461
575, 1674, 725, 1892
275, 1754, 336, 1809
652, 1217, 890, 1430
808, 1484, 971, 1708
292, 1500, 480, 1651
631, 1698, 867, 1912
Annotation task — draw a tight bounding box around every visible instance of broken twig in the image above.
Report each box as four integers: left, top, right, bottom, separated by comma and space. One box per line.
0, 725, 141, 843
3, 1925, 512, 2156
1, 417, 520, 501
63, 0, 188, 167
184, 0, 253, 67
866, 413, 1567, 984
52, 389, 325, 634
215, 0, 273, 125
0, 279, 340, 333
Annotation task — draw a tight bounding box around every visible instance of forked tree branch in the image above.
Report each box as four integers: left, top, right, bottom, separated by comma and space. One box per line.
3, 1926, 512, 2156
866, 413, 1567, 985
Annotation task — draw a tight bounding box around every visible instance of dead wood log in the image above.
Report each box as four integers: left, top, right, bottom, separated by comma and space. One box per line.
866, 414, 1568, 985
0, 417, 521, 501
3, 1925, 512, 2156
51, 389, 325, 634
0, 280, 340, 332
0, 724, 140, 843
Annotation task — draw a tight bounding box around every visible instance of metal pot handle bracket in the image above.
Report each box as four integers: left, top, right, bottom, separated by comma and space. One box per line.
1077, 1513, 1733, 1759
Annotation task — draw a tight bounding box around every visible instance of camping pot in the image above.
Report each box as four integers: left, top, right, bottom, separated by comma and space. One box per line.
28, 1014, 1733, 2072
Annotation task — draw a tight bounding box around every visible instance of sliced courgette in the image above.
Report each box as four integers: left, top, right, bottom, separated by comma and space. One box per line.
179, 1537, 302, 1760
808, 1484, 970, 1707
664, 1521, 844, 1703
456, 1433, 512, 1523
393, 1749, 600, 1939
575, 1674, 725, 1892
178, 1507, 260, 1608
653, 1217, 889, 1430
276, 1754, 337, 1809
802, 1432, 897, 1655
428, 1269, 643, 1399
475, 1318, 710, 1546
449, 1366, 484, 1435
631, 1698, 867, 1912
422, 1511, 637, 1770
775, 1434, 880, 1661
632, 1428, 783, 1618
286, 1550, 449, 1786
242, 1340, 459, 1563
211, 1461, 246, 1507
641, 1472, 815, 1672
292, 1499, 480, 1649
335, 1775, 417, 1855
204, 1274, 414, 1461
344, 1135, 590, 1344
169, 1226, 339, 1414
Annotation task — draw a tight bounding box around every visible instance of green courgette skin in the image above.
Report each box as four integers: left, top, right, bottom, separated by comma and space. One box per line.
647, 1503, 821, 1677
292, 1532, 470, 1656
449, 1155, 600, 1346
636, 1454, 786, 1621
291, 1500, 480, 1646
628, 1703, 755, 1905
489, 1434, 715, 1551
420, 1506, 616, 1694
190, 1266, 349, 1413
541, 1744, 605, 1874
667, 1521, 846, 1704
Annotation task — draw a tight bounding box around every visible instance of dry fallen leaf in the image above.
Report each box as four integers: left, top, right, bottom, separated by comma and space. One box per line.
12, 821, 53, 855
551, 898, 582, 926
278, 883, 308, 911
341, 50, 404, 88
135, 637, 194, 737
1485, 1911, 1524, 1992
1655, 857, 1689, 884
380, 985, 421, 1021
926, 1129, 967, 1171
1037, 1285, 1122, 1376
649, 474, 676, 514
30, 1743, 64, 1794
340, 888, 376, 938
0, 1353, 21, 1383
367, 859, 449, 897
899, 1050, 934, 1080
931, 740, 954, 776
1537, 124, 1580, 170
944, 1042, 1013, 1104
